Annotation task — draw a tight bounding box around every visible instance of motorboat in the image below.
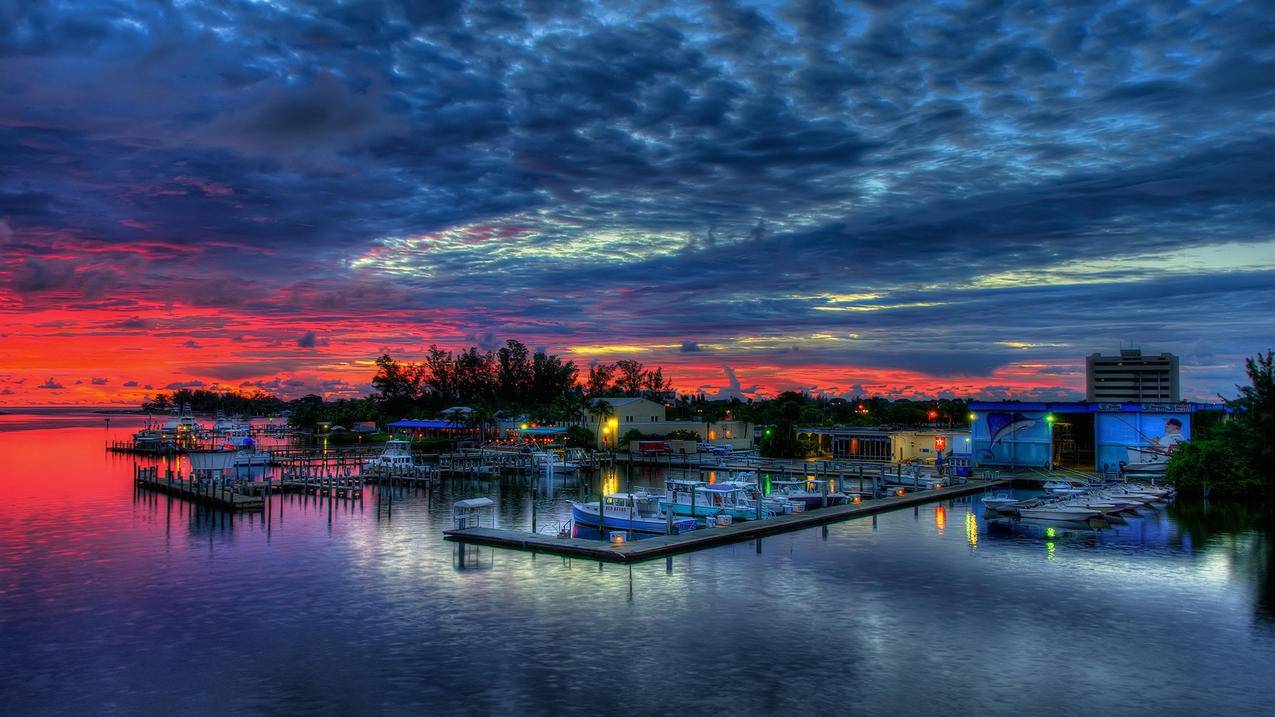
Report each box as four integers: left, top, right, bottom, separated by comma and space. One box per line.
1017, 503, 1103, 521
571, 493, 697, 535
659, 479, 767, 521
767, 479, 851, 510
227, 438, 270, 467
1043, 480, 1089, 496
160, 404, 203, 440
716, 480, 798, 515
981, 491, 1021, 515
528, 447, 577, 473
363, 439, 417, 470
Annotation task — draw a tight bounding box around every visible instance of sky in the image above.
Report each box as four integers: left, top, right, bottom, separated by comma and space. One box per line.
1, 0, 1273, 406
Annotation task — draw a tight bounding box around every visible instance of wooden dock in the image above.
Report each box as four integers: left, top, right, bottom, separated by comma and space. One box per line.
134, 466, 264, 511
444, 478, 1010, 562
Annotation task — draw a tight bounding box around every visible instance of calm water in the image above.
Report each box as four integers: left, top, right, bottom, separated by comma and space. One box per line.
2, 412, 1274, 715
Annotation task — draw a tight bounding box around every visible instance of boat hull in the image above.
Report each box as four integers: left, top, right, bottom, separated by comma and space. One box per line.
659, 501, 760, 521
571, 503, 695, 534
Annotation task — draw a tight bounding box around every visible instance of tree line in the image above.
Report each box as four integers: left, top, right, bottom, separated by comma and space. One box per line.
141, 388, 286, 416
1168, 351, 1275, 497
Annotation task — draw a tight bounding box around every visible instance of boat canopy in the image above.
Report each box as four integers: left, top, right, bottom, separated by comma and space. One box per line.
453, 497, 495, 509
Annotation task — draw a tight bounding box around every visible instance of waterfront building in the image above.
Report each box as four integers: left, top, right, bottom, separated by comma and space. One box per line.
968, 400, 1224, 472
574, 397, 755, 450
797, 427, 971, 465
1086, 349, 1179, 402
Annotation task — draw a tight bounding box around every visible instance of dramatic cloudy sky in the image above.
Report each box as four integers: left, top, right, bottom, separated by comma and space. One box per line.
1, 0, 1272, 405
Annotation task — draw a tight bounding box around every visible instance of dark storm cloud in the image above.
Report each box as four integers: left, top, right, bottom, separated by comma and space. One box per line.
1, 0, 1272, 397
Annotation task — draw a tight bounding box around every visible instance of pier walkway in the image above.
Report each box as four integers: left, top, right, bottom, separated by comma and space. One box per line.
445, 478, 1010, 563
135, 467, 265, 511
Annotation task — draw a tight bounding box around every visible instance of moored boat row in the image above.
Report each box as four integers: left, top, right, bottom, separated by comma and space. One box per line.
984, 482, 1174, 522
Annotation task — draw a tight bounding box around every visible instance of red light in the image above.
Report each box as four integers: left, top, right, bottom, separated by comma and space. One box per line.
934, 436, 946, 451
927, 410, 938, 420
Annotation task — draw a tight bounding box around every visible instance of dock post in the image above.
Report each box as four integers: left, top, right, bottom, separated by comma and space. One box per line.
756, 472, 763, 521
531, 470, 538, 534
822, 479, 828, 509
598, 481, 606, 543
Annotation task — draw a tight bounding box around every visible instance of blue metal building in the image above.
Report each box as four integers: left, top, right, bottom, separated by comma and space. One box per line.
967, 401, 1226, 473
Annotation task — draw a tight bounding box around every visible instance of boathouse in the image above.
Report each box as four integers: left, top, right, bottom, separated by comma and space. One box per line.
967, 400, 1227, 472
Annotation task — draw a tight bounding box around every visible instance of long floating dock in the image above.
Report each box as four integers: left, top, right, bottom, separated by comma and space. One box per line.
445, 478, 1010, 563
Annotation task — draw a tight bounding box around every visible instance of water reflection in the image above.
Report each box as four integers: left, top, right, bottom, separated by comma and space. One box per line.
3, 416, 1275, 714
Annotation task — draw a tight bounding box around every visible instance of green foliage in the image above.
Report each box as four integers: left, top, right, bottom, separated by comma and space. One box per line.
619, 428, 645, 446
564, 425, 595, 449
141, 388, 285, 415
665, 429, 701, 441
1167, 351, 1275, 497
410, 436, 453, 454
288, 396, 380, 430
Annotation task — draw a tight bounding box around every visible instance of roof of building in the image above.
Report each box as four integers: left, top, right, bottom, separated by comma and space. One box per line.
388, 419, 465, 429
966, 400, 1226, 412
590, 397, 657, 407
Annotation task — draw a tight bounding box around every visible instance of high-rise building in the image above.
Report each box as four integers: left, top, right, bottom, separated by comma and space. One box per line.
1086, 349, 1179, 402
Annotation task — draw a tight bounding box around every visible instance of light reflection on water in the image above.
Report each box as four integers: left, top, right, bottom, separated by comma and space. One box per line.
1, 416, 1274, 715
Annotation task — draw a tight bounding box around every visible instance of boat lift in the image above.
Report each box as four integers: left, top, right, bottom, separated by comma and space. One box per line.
452, 497, 496, 529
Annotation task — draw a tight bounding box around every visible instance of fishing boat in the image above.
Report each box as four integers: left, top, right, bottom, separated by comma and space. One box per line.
160, 404, 203, 441
363, 439, 417, 470
659, 479, 765, 521
767, 479, 851, 509
571, 493, 697, 535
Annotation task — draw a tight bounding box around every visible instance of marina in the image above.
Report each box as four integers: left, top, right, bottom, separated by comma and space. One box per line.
4, 412, 1274, 715
447, 478, 1009, 562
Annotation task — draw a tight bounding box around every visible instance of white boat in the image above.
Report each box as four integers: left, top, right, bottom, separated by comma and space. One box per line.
529, 448, 577, 473
981, 491, 1021, 514
1043, 480, 1088, 495
767, 479, 852, 509
363, 439, 418, 471
227, 439, 271, 467
161, 404, 203, 437
571, 493, 697, 535
717, 480, 798, 515
659, 479, 770, 521
1017, 504, 1102, 521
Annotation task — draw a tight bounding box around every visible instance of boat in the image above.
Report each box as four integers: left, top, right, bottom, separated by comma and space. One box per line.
227, 438, 270, 467
1043, 480, 1089, 495
160, 404, 203, 441
767, 479, 851, 510
571, 493, 697, 535
658, 479, 767, 521
716, 480, 798, 515
363, 439, 418, 471
528, 447, 577, 473
1017, 503, 1103, 521
981, 491, 1021, 514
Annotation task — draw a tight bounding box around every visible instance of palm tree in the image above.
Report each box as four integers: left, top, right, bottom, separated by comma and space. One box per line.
589, 399, 616, 449
461, 404, 497, 444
